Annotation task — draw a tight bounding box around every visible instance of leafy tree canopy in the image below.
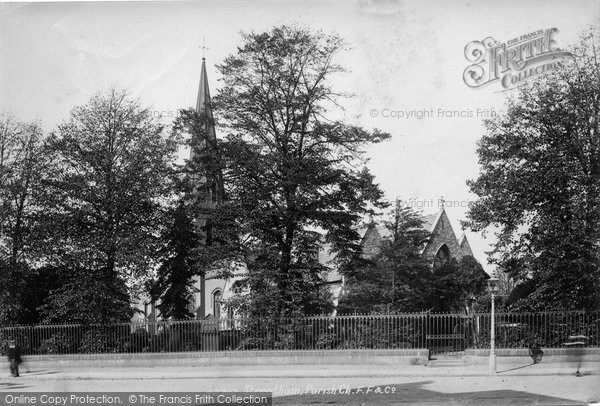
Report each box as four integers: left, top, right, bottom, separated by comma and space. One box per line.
338, 206, 432, 314
40, 89, 179, 323
0, 114, 49, 325
206, 25, 389, 317
466, 31, 600, 311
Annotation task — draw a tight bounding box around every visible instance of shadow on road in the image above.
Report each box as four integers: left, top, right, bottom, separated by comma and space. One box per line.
24, 370, 60, 376
497, 362, 535, 373
274, 381, 585, 405
0, 380, 32, 390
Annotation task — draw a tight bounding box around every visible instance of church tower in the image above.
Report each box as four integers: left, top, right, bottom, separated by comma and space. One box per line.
192, 57, 224, 214
191, 57, 224, 318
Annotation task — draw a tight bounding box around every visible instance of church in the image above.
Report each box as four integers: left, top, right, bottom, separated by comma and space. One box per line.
359, 208, 474, 267
317, 207, 475, 312
134, 59, 475, 322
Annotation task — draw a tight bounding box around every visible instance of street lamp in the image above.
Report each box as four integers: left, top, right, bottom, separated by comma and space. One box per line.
487, 274, 500, 375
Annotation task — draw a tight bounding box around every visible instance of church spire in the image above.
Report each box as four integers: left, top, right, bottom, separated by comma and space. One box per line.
190, 56, 223, 210
195, 57, 216, 143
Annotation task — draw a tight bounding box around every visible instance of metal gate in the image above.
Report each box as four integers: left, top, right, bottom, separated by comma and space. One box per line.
426, 313, 468, 356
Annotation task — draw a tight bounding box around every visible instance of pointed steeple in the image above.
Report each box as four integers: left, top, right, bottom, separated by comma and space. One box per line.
193, 58, 216, 152
190, 57, 223, 204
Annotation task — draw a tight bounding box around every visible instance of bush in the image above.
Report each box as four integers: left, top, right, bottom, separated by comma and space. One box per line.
78, 328, 127, 353
40, 333, 72, 354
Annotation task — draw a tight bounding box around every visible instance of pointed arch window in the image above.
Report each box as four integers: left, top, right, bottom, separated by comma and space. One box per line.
212, 289, 222, 318
433, 244, 450, 270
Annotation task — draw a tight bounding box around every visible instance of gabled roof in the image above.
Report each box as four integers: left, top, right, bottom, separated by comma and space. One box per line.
418, 208, 450, 255
325, 208, 473, 263
359, 209, 443, 243
458, 230, 474, 257
359, 223, 392, 240
421, 211, 442, 233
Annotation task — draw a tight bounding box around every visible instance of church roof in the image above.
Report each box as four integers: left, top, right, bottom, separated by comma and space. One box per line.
358, 224, 391, 240
358, 209, 443, 242
357, 208, 474, 256
421, 212, 441, 233
316, 208, 476, 279
458, 230, 473, 254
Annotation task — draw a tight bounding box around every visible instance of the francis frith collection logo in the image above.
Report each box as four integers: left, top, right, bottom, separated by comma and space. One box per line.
463, 28, 572, 90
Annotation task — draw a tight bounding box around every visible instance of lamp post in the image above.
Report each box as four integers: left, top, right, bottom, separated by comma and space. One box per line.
488, 275, 499, 375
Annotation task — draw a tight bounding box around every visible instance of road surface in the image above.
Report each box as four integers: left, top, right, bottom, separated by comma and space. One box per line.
0, 362, 598, 405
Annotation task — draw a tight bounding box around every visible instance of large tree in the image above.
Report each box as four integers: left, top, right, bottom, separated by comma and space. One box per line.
40, 89, 179, 323
0, 114, 49, 325
149, 203, 200, 320
211, 26, 389, 317
337, 206, 433, 314
466, 32, 600, 311
429, 255, 489, 313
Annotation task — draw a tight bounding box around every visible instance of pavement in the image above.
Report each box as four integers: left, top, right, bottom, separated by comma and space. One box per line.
0, 361, 599, 405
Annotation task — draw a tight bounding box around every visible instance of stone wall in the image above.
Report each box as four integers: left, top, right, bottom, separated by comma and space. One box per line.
7, 349, 429, 368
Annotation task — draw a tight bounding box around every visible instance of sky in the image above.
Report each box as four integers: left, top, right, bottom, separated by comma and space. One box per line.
1, 0, 599, 272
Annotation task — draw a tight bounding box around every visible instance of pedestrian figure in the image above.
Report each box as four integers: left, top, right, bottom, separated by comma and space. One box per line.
528, 341, 543, 364
6, 340, 21, 377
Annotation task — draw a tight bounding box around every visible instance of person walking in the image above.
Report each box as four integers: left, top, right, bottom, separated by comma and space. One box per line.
6, 340, 21, 377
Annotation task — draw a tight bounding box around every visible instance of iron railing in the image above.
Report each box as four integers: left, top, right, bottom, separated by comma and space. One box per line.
470, 311, 600, 349
0, 311, 598, 355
